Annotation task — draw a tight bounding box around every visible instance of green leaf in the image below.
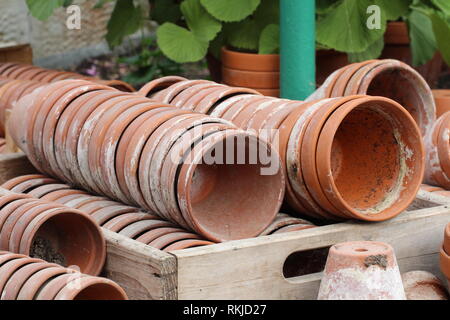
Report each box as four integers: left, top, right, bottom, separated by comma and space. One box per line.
181, 0, 222, 41
150, 0, 182, 24
200, 0, 260, 22
431, 0, 450, 16
26, 0, 65, 20
317, 0, 341, 15
348, 36, 384, 62
258, 24, 279, 54
429, 12, 450, 66
106, 0, 143, 47
225, 19, 260, 51
375, 0, 411, 21
157, 23, 208, 62
408, 8, 437, 66
316, 0, 387, 53
93, 0, 115, 9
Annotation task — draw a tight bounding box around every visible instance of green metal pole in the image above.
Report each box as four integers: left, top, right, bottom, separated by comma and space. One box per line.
280, 0, 316, 100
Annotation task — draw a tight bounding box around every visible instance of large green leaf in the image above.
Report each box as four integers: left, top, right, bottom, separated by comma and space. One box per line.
317, 0, 341, 15
375, 0, 411, 21
157, 23, 208, 62
225, 19, 260, 51
316, 0, 387, 53
258, 24, 279, 54
429, 12, 450, 66
150, 0, 181, 24
181, 0, 222, 41
200, 0, 260, 22
106, 0, 143, 47
408, 8, 437, 66
431, 0, 450, 16
348, 36, 384, 62
26, 0, 65, 20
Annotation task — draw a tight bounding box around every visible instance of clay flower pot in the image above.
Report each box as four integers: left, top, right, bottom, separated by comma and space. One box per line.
221, 47, 280, 97
0, 251, 127, 300
402, 271, 449, 300
138, 76, 187, 98
308, 59, 436, 136
433, 90, 450, 118
444, 223, 450, 255
440, 247, 450, 289
318, 241, 406, 300
312, 96, 424, 221
176, 130, 284, 241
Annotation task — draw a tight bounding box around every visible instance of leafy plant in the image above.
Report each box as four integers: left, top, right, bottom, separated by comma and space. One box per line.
316, 0, 450, 66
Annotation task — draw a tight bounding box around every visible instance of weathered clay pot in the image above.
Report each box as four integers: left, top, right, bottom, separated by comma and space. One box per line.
308, 59, 436, 136
433, 89, 450, 118
177, 130, 284, 241
318, 241, 406, 300
222, 47, 279, 96
164, 239, 215, 251
151, 79, 214, 104
440, 247, 450, 288
313, 96, 424, 221
402, 271, 449, 300
138, 76, 187, 98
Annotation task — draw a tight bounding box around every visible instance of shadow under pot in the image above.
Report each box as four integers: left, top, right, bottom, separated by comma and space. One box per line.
176, 130, 285, 242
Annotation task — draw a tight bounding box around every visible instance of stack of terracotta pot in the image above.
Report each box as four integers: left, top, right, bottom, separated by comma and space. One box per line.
0, 63, 135, 138
0, 251, 127, 300
441, 223, 450, 288
307, 59, 436, 137
259, 213, 315, 235
142, 72, 425, 222
9, 79, 285, 242
221, 47, 280, 97
2, 174, 214, 251
421, 184, 450, 197
0, 188, 105, 276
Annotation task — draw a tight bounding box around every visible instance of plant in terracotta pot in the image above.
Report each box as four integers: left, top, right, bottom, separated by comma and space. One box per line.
316, 0, 450, 87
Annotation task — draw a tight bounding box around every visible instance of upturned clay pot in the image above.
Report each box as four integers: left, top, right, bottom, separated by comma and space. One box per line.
318, 241, 406, 300
138, 76, 187, 98
433, 90, 450, 118
177, 130, 284, 241
402, 271, 449, 300
308, 59, 436, 137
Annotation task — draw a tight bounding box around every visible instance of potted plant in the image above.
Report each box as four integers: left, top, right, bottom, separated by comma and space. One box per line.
316, 0, 450, 87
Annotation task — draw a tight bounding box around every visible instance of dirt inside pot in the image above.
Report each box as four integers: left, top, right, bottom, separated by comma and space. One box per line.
331, 106, 402, 212
30, 236, 67, 266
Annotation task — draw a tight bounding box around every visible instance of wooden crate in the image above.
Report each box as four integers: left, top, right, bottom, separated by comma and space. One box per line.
0, 152, 449, 300
0, 44, 33, 64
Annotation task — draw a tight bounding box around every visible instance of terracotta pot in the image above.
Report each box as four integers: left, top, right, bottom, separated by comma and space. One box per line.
382, 22, 443, 88
171, 83, 224, 108
16, 266, 70, 300
439, 247, 450, 288
151, 79, 214, 104
259, 213, 314, 236
271, 223, 315, 234
138, 76, 187, 98
53, 275, 128, 300
92, 79, 135, 92
100, 212, 157, 232
1, 174, 52, 190
164, 239, 215, 251
89, 204, 142, 226
402, 271, 449, 300
256, 88, 280, 97
444, 223, 450, 255
147, 231, 201, 250
135, 226, 186, 244
118, 219, 175, 239
308, 59, 436, 137
0, 257, 42, 294
420, 184, 442, 192
314, 96, 424, 221
177, 130, 284, 241
28, 184, 70, 198
424, 112, 450, 188
222, 47, 279, 72
433, 90, 450, 118
318, 241, 406, 300
222, 67, 279, 89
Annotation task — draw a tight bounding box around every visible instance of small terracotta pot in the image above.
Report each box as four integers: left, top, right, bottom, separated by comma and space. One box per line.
89, 205, 142, 226
138, 76, 187, 98
420, 184, 442, 193
135, 226, 186, 244
256, 88, 280, 97
177, 130, 284, 242
164, 239, 215, 251
402, 271, 449, 300
16, 266, 70, 300
222, 67, 279, 89
221, 47, 279, 72
151, 79, 214, 104
259, 213, 314, 236
318, 241, 406, 300
444, 223, 450, 255
147, 231, 201, 250
1, 174, 51, 190
171, 83, 224, 108
308, 59, 436, 137
209, 94, 256, 119
100, 211, 157, 232
432, 90, 450, 118
118, 219, 174, 239
92, 79, 135, 92
314, 96, 424, 221
0, 257, 42, 294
